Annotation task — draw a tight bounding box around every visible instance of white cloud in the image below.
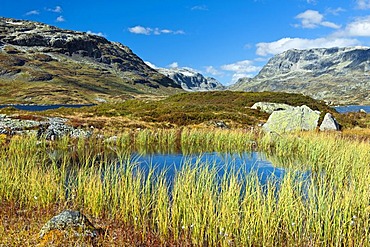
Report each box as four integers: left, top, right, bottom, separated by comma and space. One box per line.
256, 37, 361, 56
191, 5, 208, 11
168, 62, 179, 68
326, 7, 345, 16
307, 0, 317, 4
221, 60, 262, 73
295, 10, 340, 29
25, 10, 40, 16
220, 60, 262, 83
86, 31, 106, 37
144, 61, 158, 69
356, 0, 370, 9
47, 6, 63, 13
128, 25, 185, 35
205, 66, 223, 76
128, 26, 151, 35
341, 16, 370, 37
56, 16, 65, 22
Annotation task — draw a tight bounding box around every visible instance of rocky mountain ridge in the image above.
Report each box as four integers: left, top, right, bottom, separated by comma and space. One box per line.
231, 47, 370, 104
156, 67, 225, 91
0, 17, 181, 104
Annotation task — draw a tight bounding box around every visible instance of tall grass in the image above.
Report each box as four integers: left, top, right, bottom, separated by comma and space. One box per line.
0, 130, 369, 246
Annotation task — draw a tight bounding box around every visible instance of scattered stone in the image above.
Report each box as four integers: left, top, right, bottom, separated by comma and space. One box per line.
213, 120, 229, 129
0, 114, 91, 139
359, 109, 367, 114
319, 113, 340, 131
263, 105, 320, 133
39, 210, 101, 245
251, 102, 294, 114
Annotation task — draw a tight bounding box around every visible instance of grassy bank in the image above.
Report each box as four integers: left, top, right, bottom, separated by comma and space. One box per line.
1, 129, 370, 246
0, 91, 344, 131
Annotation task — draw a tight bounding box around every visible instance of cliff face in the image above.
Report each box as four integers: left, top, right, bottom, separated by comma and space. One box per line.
231, 47, 370, 105
0, 17, 181, 104
157, 67, 225, 91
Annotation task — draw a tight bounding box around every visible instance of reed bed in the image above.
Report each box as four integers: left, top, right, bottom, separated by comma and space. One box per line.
0, 130, 369, 246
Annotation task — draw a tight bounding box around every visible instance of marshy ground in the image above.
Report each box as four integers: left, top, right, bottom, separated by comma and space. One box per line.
1, 92, 370, 246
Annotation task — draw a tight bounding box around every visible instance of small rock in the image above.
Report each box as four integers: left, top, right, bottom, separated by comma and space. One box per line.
359, 109, 367, 114
214, 121, 229, 129
39, 210, 101, 243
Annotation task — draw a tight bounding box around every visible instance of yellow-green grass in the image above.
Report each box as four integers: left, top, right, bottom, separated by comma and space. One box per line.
0, 130, 369, 246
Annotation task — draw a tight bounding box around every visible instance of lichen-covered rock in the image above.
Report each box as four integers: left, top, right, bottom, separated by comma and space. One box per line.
262, 105, 320, 133
39, 210, 99, 241
0, 114, 91, 139
319, 113, 340, 131
251, 102, 294, 114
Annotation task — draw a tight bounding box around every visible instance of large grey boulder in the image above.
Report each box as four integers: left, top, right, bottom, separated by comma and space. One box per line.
319, 113, 340, 131
262, 105, 320, 133
251, 102, 294, 114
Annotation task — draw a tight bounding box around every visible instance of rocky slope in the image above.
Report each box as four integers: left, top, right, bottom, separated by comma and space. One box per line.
156, 67, 225, 91
231, 47, 370, 105
0, 17, 181, 104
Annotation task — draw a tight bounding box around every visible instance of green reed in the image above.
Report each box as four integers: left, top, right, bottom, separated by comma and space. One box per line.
0, 130, 369, 246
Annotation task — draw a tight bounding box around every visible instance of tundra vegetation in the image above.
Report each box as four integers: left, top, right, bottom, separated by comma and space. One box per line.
0, 91, 370, 246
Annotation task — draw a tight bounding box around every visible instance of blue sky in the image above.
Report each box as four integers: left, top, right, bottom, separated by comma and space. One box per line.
1, 1, 370, 85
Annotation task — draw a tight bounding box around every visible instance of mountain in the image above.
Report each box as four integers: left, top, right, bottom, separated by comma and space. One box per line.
156, 67, 225, 91
230, 47, 370, 105
0, 17, 182, 104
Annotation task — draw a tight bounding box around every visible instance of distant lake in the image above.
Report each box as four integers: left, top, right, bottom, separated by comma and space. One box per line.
335, 105, 370, 113
0, 104, 94, 111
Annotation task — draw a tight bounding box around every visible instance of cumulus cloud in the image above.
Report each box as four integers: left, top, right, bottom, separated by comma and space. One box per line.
341, 16, 370, 37
356, 0, 370, 9
128, 26, 151, 35
128, 26, 185, 35
86, 31, 106, 37
221, 60, 262, 73
168, 62, 179, 68
56, 16, 65, 22
47, 6, 63, 13
205, 66, 223, 76
220, 60, 262, 83
25, 10, 40, 16
256, 37, 361, 56
295, 10, 340, 29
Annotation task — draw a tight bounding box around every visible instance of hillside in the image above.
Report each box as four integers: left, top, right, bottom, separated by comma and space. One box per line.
230, 47, 370, 105
8, 91, 340, 130
0, 17, 182, 104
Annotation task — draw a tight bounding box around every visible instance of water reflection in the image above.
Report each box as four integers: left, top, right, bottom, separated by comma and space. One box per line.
127, 152, 286, 185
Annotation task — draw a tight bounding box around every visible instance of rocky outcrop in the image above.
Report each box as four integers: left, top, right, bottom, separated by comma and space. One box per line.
251, 102, 294, 114
230, 47, 370, 105
157, 67, 225, 91
0, 17, 182, 104
319, 113, 340, 131
39, 210, 101, 245
0, 114, 91, 139
262, 105, 320, 133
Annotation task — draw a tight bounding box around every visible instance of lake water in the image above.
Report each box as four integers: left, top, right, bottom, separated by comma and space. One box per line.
128, 152, 286, 184
0, 104, 94, 111
334, 105, 370, 113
